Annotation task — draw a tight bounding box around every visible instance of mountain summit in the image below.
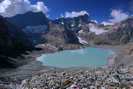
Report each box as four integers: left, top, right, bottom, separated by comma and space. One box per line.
6, 12, 49, 28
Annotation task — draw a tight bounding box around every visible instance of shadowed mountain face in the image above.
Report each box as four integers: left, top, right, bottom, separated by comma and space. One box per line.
7, 12, 49, 45
0, 16, 33, 68
6, 12, 49, 28
44, 21, 80, 46
48, 14, 92, 44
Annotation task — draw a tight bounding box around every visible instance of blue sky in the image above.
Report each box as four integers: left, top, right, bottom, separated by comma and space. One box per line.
0, 0, 132, 22
31, 0, 133, 22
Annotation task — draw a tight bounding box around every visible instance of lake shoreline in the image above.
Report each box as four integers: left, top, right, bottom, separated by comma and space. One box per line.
18, 44, 133, 88
36, 47, 115, 68
0, 43, 132, 89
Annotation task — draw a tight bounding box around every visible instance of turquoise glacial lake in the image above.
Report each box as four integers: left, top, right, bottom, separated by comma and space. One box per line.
37, 47, 113, 68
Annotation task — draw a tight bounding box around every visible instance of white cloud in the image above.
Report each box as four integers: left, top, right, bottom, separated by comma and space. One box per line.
78, 36, 88, 45
0, 0, 11, 13
63, 11, 89, 18
110, 9, 129, 23
101, 9, 129, 25
0, 0, 48, 17
30, 2, 48, 14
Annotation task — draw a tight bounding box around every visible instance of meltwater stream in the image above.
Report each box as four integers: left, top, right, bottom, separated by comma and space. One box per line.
37, 47, 113, 68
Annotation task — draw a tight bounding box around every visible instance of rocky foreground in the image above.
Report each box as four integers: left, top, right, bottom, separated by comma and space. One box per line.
1, 62, 133, 89
20, 65, 133, 89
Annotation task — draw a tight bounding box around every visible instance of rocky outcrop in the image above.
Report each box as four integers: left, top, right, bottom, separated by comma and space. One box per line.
20, 65, 133, 89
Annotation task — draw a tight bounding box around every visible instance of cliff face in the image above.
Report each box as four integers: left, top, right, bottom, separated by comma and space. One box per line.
0, 16, 33, 68
54, 14, 90, 33
44, 15, 133, 46
88, 17, 133, 45
49, 14, 92, 44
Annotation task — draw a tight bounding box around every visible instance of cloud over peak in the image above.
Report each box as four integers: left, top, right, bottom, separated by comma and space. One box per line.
110, 9, 129, 23
102, 9, 129, 25
62, 11, 89, 18
0, 0, 48, 17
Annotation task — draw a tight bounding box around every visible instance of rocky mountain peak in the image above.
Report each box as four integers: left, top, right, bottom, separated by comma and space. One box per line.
54, 14, 90, 25
6, 11, 49, 28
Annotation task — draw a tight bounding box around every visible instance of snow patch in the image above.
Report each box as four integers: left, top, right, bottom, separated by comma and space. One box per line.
78, 30, 84, 34
78, 36, 88, 45
101, 21, 114, 26
89, 24, 108, 35
110, 9, 129, 23
101, 9, 129, 26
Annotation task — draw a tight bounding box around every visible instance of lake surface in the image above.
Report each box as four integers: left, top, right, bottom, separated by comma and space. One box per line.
37, 47, 113, 68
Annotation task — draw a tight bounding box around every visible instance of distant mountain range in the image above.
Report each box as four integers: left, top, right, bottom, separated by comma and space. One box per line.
7, 12, 49, 45
0, 11, 133, 68
6, 12, 49, 28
